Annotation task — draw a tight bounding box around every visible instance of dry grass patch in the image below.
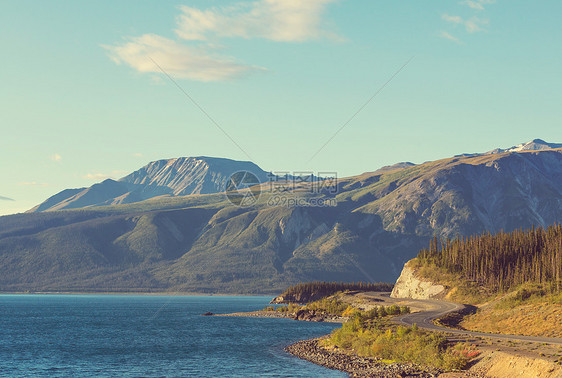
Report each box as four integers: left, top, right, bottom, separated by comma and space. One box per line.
461, 301, 562, 338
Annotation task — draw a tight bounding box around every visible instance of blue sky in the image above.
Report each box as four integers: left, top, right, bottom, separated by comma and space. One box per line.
1, 0, 561, 215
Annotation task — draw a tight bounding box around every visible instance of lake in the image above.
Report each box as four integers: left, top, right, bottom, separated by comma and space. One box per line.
0, 294, 345, 377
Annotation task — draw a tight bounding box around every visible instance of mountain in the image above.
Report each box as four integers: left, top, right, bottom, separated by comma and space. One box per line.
492, 139, 562, 153
29, 157, 270, 212
457, 139, 562, 157
371, 162, 416, 174
2, 142, 562, 294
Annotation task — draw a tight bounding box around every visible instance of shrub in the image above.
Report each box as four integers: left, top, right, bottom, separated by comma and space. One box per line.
304, 298, 349, 316
386, 304, 401, 315
329, 319, 479, 371
399, 305, 411, 314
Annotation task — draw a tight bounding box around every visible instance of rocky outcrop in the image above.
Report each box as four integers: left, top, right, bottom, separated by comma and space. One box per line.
391, 260, 446, 299
215, 310, 344, 323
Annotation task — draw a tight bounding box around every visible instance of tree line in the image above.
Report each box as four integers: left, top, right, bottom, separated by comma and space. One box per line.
418, 224, 562, 292
281, 281, 394, 298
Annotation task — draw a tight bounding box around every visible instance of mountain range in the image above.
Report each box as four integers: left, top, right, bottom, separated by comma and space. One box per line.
30, 157, 270, 212
1, 139, 562, 294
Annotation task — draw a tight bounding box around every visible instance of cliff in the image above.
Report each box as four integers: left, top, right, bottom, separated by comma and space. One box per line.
390, 260, 447, 299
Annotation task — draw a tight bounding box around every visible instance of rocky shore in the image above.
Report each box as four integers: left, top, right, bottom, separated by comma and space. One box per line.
285, 336, 443, 377
216, 310, 346, 323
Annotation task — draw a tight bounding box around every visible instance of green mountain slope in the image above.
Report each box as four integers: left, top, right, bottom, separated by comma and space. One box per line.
1, 147, 562, 293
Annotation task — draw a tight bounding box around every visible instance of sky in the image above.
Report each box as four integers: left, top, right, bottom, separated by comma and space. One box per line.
1, 0, 561, 215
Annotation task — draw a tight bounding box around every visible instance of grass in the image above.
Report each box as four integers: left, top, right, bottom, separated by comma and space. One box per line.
461, 289, 562, 338
327, 313, 479, 370
264, 297, 410, 318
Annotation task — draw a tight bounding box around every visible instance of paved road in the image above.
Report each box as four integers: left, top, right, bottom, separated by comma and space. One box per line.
392, 298, 562, 346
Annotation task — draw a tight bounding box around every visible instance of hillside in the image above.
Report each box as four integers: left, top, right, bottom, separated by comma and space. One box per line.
394, 225, 562, 338
1, 143, 562, 293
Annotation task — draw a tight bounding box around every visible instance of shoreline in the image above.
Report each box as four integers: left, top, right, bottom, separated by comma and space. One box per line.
216, 310, 346, 323
285, 336, 444, 377
218, 309, 490, 377
216, 310, 446, 377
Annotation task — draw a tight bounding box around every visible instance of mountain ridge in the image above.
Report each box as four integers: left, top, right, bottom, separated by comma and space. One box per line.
2, 143, 562, 293
29, 139, 561, 213
455, 139, 562, 158
29, 156, 270, 212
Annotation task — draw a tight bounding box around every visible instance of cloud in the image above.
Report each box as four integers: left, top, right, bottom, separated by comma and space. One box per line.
442, 14, 463, 24
460, 0, 495, 11
465, 17, 488, 33
0, 196, 14, 201
175, 0, 341, 42
51, 153, 62, 162
103, 34, 264, 82
83, 170, 128, 181
439, 31, 462, 44
104, 0, 340, 82
440, 0, 493, 42
462, 0, 484, 10
132, 152, 143, 158
441, 14, 488, 34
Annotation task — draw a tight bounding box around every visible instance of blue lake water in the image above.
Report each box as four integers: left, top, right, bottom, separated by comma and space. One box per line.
0, 295, 345, 377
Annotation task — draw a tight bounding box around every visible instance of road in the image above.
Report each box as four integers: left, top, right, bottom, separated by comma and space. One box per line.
392, 297, 562, 346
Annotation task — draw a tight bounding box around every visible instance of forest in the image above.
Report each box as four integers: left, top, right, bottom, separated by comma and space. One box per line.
418, 224, 562, 293
278, 281, 393, 302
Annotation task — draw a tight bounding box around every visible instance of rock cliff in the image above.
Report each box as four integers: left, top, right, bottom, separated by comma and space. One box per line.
390, 260, 446, 299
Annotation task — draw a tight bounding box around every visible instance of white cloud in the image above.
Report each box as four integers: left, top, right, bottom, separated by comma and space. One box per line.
465, 17, 488, 33
104, 0, 340, 82
51, 153, 62, 162
103, 34, 264, 82
132, 152, 143, 158
461, 0, 495, 11
442, 14, 463, 24
441, 14, 488, 34
439, 31, 462, 44
175, 0, 341, 42
462, 0, 484, 10
83, 170, 128, 181
440, 0, 493, 42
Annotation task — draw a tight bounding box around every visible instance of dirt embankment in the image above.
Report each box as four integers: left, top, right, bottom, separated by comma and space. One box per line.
469, 350, 562, 378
